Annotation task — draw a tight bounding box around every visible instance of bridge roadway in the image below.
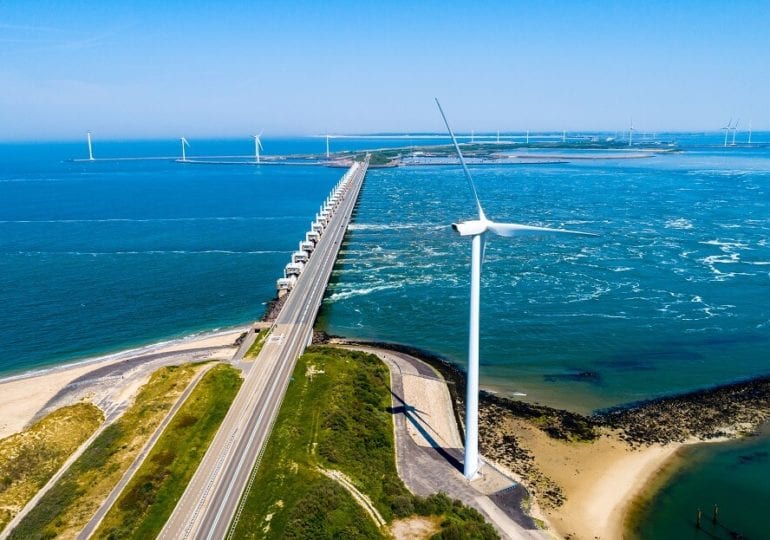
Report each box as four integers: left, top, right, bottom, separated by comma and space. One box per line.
158, 158, 369, 539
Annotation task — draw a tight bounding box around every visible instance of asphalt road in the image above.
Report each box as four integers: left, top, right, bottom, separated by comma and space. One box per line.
158, 159, 368, 540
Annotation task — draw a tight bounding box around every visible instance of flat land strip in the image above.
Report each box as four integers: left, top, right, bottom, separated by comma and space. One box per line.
93, 364, 242, 539
7, 363, 204, 539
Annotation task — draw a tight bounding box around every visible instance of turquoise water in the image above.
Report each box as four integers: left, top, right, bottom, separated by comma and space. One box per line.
2, 135, 769, 533
631, 427, 770, 539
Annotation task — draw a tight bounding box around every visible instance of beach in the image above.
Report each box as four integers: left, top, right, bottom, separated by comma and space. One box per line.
0, 327, 246, 440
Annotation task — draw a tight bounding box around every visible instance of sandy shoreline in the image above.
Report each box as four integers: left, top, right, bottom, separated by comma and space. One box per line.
0, 325, 248, 439
340, 340, 770, 540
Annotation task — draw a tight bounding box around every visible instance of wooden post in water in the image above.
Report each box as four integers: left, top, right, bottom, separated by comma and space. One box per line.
695, 508, 702, 529
712, 504, 719, 524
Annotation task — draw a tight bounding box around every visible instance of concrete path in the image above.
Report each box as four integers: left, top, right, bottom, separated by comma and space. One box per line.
348, 346, 548, 540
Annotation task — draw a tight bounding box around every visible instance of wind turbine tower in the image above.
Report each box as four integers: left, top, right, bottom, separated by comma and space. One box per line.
748, 120, 753, 144
434, 98, 596, 480
326, 134, 330, 159
180, 137, 190, 162
526, 130, 530, 144
722, 119, 732, 147
629, 119, 635, 147
254, 131, 264, 163
731, 119, 740, 146
85, 131, 94, 161
562, 130, 566, 143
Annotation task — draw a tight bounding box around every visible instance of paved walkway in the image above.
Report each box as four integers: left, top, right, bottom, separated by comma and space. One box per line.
347, 346, 547, 540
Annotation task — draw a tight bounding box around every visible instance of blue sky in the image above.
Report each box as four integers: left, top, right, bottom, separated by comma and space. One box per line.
1, 1, 768, 139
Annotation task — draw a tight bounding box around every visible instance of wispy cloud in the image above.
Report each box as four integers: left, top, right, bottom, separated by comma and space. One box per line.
0, 24, 130, 54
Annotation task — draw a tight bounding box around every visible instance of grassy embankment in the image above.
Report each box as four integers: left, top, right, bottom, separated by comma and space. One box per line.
7, 363, 203, 539
94, 363, 242, 539
230, 346, 498, 539
244, 329, 269, 360
0, 403, 103, 532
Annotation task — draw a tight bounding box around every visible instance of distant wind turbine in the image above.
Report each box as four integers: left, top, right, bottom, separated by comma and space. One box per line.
326, 133, 330, 159
748, 120, 753, 144
562, 130, 566, 143
628, 119, 635, 147
722, 118, 733, 147
526, 130, 529, 144
434, 98, 597, 480
254, 131, 264, 163
731, 119, 740, 146
86, 131, 94, 161
180, 137, 190, 162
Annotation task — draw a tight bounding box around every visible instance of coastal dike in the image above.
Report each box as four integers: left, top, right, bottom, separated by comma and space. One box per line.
159, 158, 370, 538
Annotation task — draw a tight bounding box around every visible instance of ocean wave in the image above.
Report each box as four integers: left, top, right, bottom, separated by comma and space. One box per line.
325, 282, 405, 302
10, 250, 286, 256
0, 216, 303, 224
699, 239, 751, 252
347, 222, 444, 231
664, 218, 694, 230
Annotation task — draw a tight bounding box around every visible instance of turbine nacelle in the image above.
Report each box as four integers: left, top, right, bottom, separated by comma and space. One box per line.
452, 220, 487, 236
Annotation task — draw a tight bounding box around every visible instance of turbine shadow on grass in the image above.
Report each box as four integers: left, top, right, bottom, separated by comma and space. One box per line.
388, 387, 463, 473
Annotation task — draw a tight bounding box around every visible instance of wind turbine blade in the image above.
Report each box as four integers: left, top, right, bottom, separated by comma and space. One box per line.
434, 98, 486, 220
487, 222, 599, 238
480, 234, 488, 265
258, 130, 264, 138
258, 139, 264, 151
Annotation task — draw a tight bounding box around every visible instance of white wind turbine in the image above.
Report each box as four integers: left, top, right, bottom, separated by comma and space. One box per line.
628, 118, 635, 146
86, 131, 94, 161
722, 119, 732, 147
731, 118, 740, 146
748, 120, 753, 145
180, 137, 190, 162
435, 98, 597, 480
254, 131, 264, 163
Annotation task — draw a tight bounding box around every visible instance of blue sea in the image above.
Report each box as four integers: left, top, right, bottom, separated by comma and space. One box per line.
1, 133, 769, 537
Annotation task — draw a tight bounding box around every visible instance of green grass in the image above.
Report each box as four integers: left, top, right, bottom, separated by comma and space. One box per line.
7, 363, 202, 540
229, 346, 498, 539
0, 403, 103, 532
94, 364, 242, 539
244, 329, 268, 360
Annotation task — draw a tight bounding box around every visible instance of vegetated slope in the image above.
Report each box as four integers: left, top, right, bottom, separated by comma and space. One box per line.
230, 346, 498, 539
7, 363, 202, 539
0, 403, 103, 532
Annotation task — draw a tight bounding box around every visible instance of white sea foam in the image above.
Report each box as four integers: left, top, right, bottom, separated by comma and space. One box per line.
664, 218, 694, 230
699, 239, 751, 252
347, 222, 441, 231
0, 216, 301, 224
325, 282, 405, 302
13, 250, 285, 256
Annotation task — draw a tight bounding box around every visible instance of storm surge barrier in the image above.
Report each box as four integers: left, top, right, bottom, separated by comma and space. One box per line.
159, 157, 369, 539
